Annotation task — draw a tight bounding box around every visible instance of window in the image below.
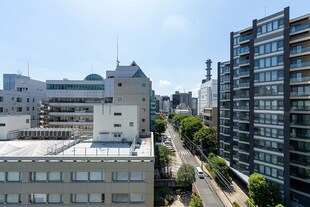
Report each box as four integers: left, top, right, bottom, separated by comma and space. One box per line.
89, 172, 105, 181
113, 172, 128, 181
72, 194, 88, 203
130, 193, 145, 203
30, 194, 46, 203
117, 97, 122, 101
0, 194, 3, 204
73, 172, 88, 181
0, 123, 5, 127
114, 112, 122, 116
16, 97, 22, 102
0, 172, 4, 182
130, 172, 145, 181
142, 118, 145, 122
142, 97, 146, 101
112, 194, 128, 203
48, 172, 62, 181
16, 107, 22, 112
118, 83, 122, 87
48, 194, 61, 203
142, 83, 146, 87
32, 172, 47, 181
114, 124, 121, 127
89, 194, 105, 203
26, 119, 29, 123
129, 122, 134, 127
6, 194, 20, 204
142, 129, 145, 132
27, 98, 29, 102
26, 107, 29, 111
0, 97, 3, 102
7, 172, 20, 182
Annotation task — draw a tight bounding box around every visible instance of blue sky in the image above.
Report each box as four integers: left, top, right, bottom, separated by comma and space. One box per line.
0, 0, 309, 96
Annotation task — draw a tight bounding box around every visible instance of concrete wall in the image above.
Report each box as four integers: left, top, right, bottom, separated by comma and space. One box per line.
0, 115, 30, 140
93, 104, 138, 142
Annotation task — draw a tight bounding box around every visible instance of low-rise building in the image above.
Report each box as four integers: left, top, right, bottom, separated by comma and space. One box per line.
0, 115, 31, 140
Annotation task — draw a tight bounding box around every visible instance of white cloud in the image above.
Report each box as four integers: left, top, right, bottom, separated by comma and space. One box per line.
175, 85, 184, 91
162, 15, 190, 31
159, 79, 171, 86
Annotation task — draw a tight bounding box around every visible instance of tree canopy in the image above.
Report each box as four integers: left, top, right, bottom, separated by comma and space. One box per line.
176, 163, 196, 188
248, 174, 268, 207
180, 116, 203, 139
207, 153, 232, 187
172, 114, 188, 127
155, 119, 167, 135
189, 194, 203, 207
194, 126, 217, 154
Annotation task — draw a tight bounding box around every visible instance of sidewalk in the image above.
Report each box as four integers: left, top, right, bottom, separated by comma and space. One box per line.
195, 156, 249, 207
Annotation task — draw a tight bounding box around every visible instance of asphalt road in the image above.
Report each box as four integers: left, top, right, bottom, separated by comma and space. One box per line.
167, 123, 224, 207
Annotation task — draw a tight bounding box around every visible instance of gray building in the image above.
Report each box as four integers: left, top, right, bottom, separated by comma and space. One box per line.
172, 91, 192, 110
218, 7, 310, 206
3, 74, 29, 90
0, 75, 46, 127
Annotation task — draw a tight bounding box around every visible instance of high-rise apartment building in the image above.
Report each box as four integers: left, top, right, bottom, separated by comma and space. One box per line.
218, 7, 310, 206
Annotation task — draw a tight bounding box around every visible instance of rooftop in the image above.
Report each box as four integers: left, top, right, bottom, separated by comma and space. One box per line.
0, 137, 153, 158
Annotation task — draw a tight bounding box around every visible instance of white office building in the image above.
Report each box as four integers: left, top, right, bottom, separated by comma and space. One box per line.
0, 115, 31, 140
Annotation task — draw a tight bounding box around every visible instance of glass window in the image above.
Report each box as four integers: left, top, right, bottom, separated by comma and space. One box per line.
262, 25, 267, 33
267, 22, 272, 32
271, 42, 277, 52
272, 168, 277, 177
273, 21, 278, 30
113, 172, 129, 181
74, 194, 88, 203
259, 45, 265, 55
73, 172, 88, 181
265, 58, 271, 68
48, 194, 61, 203
48, 172, 61, 181
259, 59, 265, 68
7, 172, 20, 182
259, 165, 264, 173
265, 71, 271, 81
31, 194, 47, 203
34, 172, 47, 181
265, 166, 271, 176
89, 194, 103, 203
90, 172, 104, 181
0, 194, 4, 204
130, 172, 145, 181
6, 194, 20, 204
271, 56, 277, 66
112, 194, 128, 203
130, 193, 145, 203
0, 172, 4, 182
265, 44, 271, 53
259, 73, 264, 82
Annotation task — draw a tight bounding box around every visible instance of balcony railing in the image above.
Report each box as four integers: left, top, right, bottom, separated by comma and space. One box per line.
290, 23, 310, 33
290, 76, 310, 83
239, 82, 250, 87
290, 92, 310, 97
239, 59, 250, 65
291, 120, 310, 126
239, 70, 250, 76
290, 47, 310, 55
290, 61, 310, 69
291, 106, 310, 111
239, 34, 253, 42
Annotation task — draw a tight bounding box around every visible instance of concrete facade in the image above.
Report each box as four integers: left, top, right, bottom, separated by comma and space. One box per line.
0, 115, 31, 140
93, 104, 138, 142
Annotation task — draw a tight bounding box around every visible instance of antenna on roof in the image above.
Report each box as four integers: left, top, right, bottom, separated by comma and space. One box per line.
27, 60, 30, 77
116, 34, 120, 67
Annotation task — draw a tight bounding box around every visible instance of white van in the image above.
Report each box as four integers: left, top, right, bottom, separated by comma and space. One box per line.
196, 167, 204, 179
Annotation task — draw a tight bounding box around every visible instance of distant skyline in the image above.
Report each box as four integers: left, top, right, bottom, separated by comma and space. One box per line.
0, 0, 309, 97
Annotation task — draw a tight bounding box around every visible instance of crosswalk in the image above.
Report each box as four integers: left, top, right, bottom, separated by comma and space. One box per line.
178, 149, 192, 156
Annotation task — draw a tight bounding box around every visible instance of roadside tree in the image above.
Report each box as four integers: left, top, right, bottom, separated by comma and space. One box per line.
155, 119, 167, 136
189, 194, 203, 207
194, 126, 217, 155
180, 116, 203, 139
176, 163, 196, 190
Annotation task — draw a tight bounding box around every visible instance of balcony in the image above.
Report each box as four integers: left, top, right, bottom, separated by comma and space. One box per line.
239, 59, 250, 66
239, 82, 250, 88
290, 76, 310, 83
290, 91, 310, 97
220, 66, 230, 74
290, 47, 310, 56
239, 136, 249, 143
291, 106, 310, 111
239, 70, 250, 77
291, 120, 310, 126
290, 61, 310, 69
239, 34, 253, 43
290, 23, 310, 33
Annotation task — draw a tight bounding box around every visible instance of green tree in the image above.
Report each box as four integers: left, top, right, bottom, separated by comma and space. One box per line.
168, 112, 176, 120
189, 194, 203, 207
275, 204, 284, 207
267, 183, 282, 207
180, 116, 203, 139
176, 163, 196, 189
158, 145, 174, 168
248, 174, 268, 207
194, 126, 217, 154
155, 119, 167, 136
207, 153, 232, 187
172, 114, 188, 127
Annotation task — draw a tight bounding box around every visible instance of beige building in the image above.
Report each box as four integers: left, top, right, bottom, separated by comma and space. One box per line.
105, 61, 152, 136
0, 134, 154, 206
